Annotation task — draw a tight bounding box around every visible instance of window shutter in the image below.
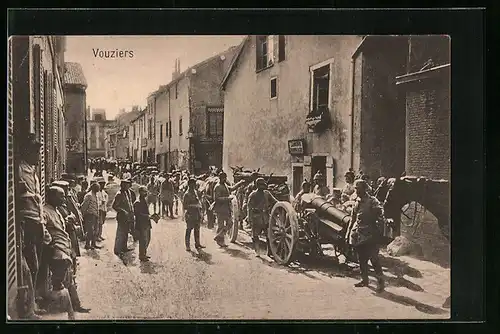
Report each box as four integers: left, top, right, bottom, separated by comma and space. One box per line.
278, 35, 286, 62
272, 35, 278, 64
44, 71, 53, 183
33, 44, 45, 203
255, 36, 261, 71
7, 37, 17, 292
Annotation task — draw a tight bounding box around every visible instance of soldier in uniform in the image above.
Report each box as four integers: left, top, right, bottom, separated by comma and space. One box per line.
346, 179, 387, 292
247, 178, 278, 257
16, 133, 52, 318
313, 171, 330, 198
341, 169, 356, 203
112, 179, 135, 256
44, 186, 90, 314
293, 180, 311, 211
147, 176, 160, 215
182, 179, 206, 251
212, 171, 245, 247
241, 172, 259, 230
160, 173, 175, 219
96, 179, 108, 242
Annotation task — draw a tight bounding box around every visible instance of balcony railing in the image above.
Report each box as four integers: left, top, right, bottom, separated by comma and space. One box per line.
306, 106, 330, 132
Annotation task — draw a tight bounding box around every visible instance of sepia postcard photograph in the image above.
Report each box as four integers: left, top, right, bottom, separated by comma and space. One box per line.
7, 33, 452, 321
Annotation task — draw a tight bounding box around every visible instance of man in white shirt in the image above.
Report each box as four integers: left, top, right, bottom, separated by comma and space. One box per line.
96, 179, 108, 242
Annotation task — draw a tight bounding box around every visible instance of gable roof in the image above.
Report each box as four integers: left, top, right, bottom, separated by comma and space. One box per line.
64, 62, 87, 88
155, 44, 241, 96
220, 36, 251, 91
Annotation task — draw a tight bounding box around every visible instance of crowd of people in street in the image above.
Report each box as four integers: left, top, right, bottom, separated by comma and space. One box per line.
16, 131, 391, 321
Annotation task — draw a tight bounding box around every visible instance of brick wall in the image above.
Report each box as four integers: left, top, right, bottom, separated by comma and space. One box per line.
406, 79, 450, 181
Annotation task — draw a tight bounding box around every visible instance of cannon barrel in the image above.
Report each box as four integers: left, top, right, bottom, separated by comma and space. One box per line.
307, 196, 351, 228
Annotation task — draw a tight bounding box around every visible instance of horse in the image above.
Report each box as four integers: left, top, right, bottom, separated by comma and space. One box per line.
374, 175, 450, 242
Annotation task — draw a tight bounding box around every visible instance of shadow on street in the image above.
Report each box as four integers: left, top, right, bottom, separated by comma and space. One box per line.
221, 247, 252, 261
140, 261, 160, 274
191, 249, 215, 265
370, 289, 448, 315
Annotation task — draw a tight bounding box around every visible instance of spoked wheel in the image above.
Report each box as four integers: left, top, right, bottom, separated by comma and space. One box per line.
227, 197, 239, 243
268, 202, 299, 265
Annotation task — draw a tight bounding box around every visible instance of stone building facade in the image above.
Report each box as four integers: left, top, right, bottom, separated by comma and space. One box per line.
63, 62, 87, 174
129, 109, 147, 163
154, 47, 238, 173
8, 36, 66, 318
221, 35, 364, 194
86, 109, 116, 158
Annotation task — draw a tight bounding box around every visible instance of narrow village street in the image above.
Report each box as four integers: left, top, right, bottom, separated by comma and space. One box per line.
43, 209, 450, 320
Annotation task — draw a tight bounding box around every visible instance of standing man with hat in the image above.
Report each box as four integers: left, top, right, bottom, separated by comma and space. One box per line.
313, 171, 330, 198
16, 133, 52, 318
112, 179, 135, 256
182, 178, 205, 251
346, 179, 388, 293
80, 181, 101, 250
213, 171, 241, 247
133, 186, 155, 261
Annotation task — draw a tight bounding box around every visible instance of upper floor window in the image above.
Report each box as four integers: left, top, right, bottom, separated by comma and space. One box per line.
159, 124, 163, 143
133, 124, 136, 140
148, 119, 153, 140
169, 121, 172, 138
175, 83, 178, 99
256, 35, 286, 72
310, 62, 331, 113
179, 117, 183, 136
207, 110, 223, 137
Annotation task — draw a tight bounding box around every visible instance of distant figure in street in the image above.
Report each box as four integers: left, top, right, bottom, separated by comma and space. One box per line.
147, 176, 160, 215
80, 181, 101, 250
134, 186, 153, 261
247, 178, 278, 257
346, 179, 387, 293
78, 181, 89, 204
160, 174, 175, 219
112, 179, 135, 256
182, 178, 205, 251
97, 179, 108, 242
213, 172, 234, 247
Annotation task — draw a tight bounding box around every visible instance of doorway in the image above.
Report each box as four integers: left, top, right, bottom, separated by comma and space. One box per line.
292, 166, 303, 196
311, 156, 327, 181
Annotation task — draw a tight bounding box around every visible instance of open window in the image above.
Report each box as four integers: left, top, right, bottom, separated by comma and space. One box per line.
256, 35, 286, 72
311, 64, 330, 114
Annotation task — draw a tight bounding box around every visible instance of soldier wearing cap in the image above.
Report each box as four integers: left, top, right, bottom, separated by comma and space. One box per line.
80, 181, 101, 250
346, 179, 387, 292
112, 179, 136, 256
247, 178, 278, 257
293, 180, 311, 211
341, 169, 356, 203
16, 133, 52, 318
182, 178, 205, 251
313, 171, 330, 198
43, 186, 90, 313
160, 173, 175, 219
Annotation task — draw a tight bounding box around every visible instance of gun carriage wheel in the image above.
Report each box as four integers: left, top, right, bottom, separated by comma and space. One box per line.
268, 201, 299, 265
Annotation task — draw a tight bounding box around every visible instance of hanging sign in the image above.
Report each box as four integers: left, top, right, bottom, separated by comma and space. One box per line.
288, 139, 305, 156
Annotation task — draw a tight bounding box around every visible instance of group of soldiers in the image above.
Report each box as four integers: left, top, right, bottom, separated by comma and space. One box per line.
293, 168, 388, 292
16, 134, 100, 320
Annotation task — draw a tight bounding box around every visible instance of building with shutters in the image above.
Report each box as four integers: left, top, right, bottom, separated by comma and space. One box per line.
129, 108, 147, 163
107, 106, 142, 160
221, 35, 450, 196
154, 46, 238, 174
63, 62, 88, 174
8, 36, 66, 318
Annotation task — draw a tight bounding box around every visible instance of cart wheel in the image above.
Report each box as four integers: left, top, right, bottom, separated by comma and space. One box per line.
268, 201, 299, 265
228, 197, 239, 243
